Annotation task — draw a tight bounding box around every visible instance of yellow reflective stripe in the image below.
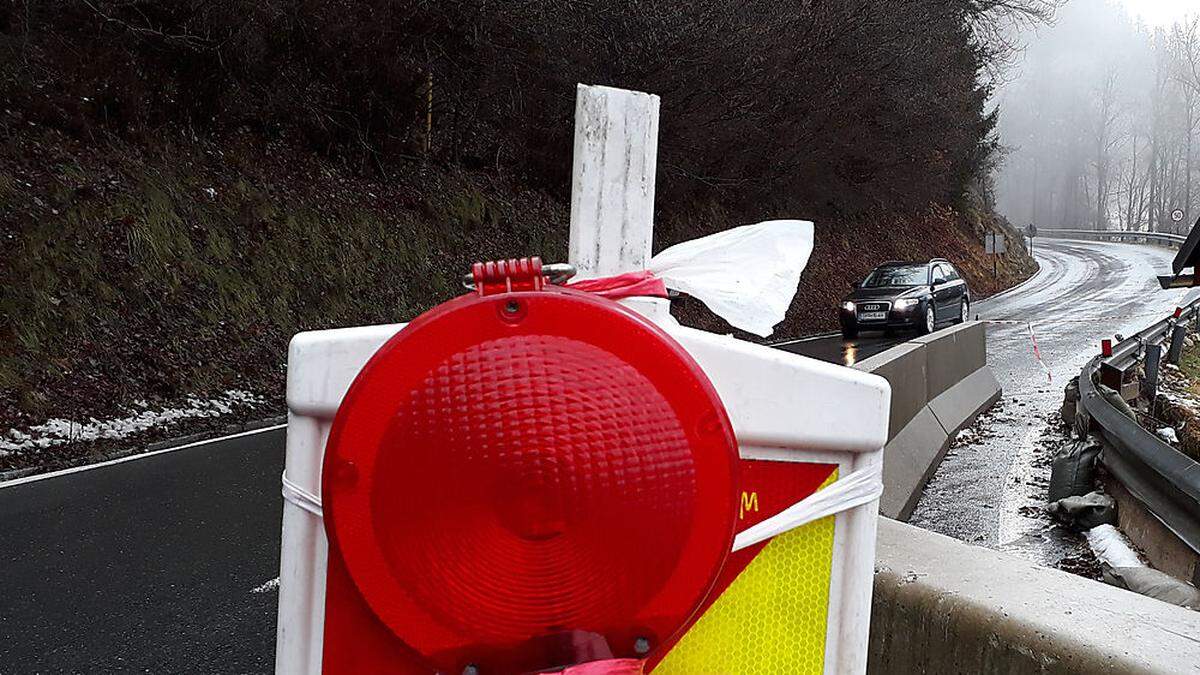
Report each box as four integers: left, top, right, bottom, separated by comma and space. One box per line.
654, 471, 837, 675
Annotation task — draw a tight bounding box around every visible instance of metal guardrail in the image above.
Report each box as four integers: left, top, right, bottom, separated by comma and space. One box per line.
1078, 301, 1200, 555
1042, 228, 1188, 247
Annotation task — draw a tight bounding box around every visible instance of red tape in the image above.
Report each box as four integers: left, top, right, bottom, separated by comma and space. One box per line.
566, 271, 668, 300
1027, 322, 1052, 383
560, 659, 645, 674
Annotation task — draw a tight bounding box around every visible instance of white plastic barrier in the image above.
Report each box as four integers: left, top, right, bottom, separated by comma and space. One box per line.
276, 298, 889, 673
275, 84, 890, 675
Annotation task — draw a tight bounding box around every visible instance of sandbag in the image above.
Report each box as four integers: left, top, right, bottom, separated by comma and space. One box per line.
1047, 441, 1101, 502
1085, 524, 1142, 568
1103, 566, 1200, 610
1061, 376, 1080, 427
1096, 383, 1137, 421
1046, 491, 1117, 530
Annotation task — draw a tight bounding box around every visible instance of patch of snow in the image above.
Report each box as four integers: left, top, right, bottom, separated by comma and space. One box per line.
0, 390, 263, 453
1161, 388, 1200, 408
251, 577, 280, 594
1086, 524, 1144, 568
1158, 427, 1180, 444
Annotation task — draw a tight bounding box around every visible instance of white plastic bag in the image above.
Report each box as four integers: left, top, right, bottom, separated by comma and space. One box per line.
649, 220, 814, 337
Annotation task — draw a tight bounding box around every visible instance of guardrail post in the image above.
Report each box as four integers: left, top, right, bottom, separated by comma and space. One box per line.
1144, 340, 1163, 401
1168, 322, 1188, 365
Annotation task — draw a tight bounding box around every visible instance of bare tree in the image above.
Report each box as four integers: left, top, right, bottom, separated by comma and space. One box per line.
1089, 66, 1123, 229
993, 3, 1200, 234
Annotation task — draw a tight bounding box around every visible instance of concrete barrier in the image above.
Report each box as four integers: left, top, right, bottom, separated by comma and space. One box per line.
855, 322, 1001, 520
870, 518, 1200, 674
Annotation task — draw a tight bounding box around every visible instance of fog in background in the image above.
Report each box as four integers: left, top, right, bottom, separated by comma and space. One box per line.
995, 0, 1200, 232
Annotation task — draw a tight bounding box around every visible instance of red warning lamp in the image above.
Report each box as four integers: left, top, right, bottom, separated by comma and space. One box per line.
321, 259, 739, 674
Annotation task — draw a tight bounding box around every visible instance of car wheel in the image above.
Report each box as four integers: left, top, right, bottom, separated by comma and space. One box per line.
919, 305, 935, 335
956, 297, 970, 324
841, 323, 858, 339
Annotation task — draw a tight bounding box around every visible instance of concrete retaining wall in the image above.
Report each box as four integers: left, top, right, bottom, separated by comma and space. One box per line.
870, 518, 1200, 674
854, 322, 1001, 520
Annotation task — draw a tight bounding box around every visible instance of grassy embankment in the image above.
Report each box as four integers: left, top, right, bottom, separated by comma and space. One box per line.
1159, 340, 1200, 463
0, 124, 1035, 472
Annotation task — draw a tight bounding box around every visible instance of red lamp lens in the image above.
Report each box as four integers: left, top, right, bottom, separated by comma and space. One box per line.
375, 335, 698, 637
322, 289, 738, 673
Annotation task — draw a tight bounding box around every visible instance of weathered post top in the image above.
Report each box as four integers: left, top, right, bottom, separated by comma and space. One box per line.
569, 84, 660, 278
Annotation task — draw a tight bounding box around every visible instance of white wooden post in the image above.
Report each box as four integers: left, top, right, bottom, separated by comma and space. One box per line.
568, 84, 660, 277
565, 84, 881, 675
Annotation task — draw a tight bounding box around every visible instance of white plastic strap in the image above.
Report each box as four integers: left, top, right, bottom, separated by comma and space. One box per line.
280, 458, 883, 542
731, 462, 883, 552
281, 472, 323, 518
280, 461, 880, 550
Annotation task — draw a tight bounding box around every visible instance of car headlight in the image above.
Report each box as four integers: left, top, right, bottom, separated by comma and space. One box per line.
894, 298, 920, 309
842, 301, 856, 312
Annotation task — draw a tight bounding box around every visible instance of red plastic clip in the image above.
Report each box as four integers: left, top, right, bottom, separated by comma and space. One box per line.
471, 257, 546, 296
1101, 339, 1113, 357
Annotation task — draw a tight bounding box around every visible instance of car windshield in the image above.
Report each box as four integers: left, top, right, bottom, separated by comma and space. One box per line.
863, 265, 927, 288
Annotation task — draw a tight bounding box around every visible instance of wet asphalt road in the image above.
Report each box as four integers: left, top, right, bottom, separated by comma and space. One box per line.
0, 428, 286, 673
0, 238, 1193, 672
774, 331, 900, 367
910, 239, 1198, 565
783, 239, 1199, 566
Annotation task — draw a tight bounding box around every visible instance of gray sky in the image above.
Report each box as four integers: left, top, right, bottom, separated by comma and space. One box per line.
1119, 0, 1200, 26
994, 0, 1200, 232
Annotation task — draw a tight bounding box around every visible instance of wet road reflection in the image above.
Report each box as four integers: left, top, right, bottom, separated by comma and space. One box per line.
774, 239, 1200, 570
775, 331, 907, 366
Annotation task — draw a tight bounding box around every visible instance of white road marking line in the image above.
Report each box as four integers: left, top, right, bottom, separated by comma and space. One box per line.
0, 423, 287, 489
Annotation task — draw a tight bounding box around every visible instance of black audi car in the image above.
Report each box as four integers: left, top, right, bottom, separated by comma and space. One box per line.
839, 259, 971, 338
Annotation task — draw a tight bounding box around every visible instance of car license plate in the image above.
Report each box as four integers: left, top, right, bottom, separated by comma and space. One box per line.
859, 311, 887, 321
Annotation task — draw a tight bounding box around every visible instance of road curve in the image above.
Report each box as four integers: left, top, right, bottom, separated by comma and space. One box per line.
779, 238, 1194, 367
912, 239, 1199, 566
778, 238, 1197, 565
0, 238, 1193, 671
